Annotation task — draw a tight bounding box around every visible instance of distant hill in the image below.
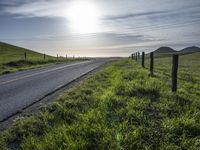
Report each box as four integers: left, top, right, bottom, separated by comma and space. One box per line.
179, 46, 200, 53
0, 42, 54, 63
154, 47, 176, 53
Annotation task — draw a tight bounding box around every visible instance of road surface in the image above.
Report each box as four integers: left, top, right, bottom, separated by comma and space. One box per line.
0, 59, 110, 122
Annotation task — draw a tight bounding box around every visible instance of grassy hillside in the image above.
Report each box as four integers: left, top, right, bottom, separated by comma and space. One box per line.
0, 53, 199, 149
0, 42, 85, 75
0, 42, 55, 63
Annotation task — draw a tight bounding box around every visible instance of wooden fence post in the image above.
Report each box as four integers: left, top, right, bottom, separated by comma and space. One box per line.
142, 52, 145, 67
138, 52, 140, 61
131, 54, 134, 59
150, 52, 154, 76
24, 52, 27, 60
172, 54, 179, 92
136, 52, 138, 61
57, 54, 58, 60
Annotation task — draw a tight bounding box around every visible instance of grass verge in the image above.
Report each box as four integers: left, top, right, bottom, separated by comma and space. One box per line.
0, 59, 199, 150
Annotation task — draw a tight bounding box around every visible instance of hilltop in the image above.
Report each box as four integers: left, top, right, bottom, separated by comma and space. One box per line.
179, 46, 200, 53
154, 46, 176, 53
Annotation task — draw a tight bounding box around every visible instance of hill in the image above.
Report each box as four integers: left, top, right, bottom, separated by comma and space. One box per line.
179, 46, 200, 53
154, 46, 176, 53
0, 42, 54, 63
0, 42, 85, 75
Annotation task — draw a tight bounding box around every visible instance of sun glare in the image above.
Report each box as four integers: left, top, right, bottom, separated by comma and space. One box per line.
67, 1, 101, 34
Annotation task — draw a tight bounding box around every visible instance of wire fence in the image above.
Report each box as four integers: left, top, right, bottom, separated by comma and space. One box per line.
131, 51, 200, 93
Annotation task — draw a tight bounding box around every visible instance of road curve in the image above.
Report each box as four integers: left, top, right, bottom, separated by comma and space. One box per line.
0, 59, 110, 121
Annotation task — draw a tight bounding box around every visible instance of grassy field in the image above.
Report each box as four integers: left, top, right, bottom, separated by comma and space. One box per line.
0, 53, 199, 149
0, 42, 85, 75
144, 52, 200, 94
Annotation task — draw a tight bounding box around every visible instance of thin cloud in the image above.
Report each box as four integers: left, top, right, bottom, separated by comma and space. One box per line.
104, 11, 168, 20
1, 0, 71, 18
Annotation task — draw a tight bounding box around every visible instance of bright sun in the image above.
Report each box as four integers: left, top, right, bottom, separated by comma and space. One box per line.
67, 1, 101, 34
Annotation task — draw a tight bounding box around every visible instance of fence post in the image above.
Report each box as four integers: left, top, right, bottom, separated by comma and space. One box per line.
138, 52, 140, 61
57, 54, 58, 60
142, 52, 145, 67
24, 52, 27, 60
172, 54, 179, 92
131, 54, 134, 59
135, 52, 138, 61
150, 52, 154, 76
66, 54, 67, 59
44, 53, 46, 60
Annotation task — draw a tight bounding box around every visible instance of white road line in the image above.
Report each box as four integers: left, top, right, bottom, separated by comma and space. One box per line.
0, 61, 91, 85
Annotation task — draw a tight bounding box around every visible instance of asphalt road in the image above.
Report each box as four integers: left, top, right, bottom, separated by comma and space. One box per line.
0, 59, 110, 122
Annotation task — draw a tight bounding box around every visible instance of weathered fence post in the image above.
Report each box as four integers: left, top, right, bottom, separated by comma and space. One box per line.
172, 54, 179, 92
138, 52, 140, 62
142, 52, 145, 67
136, 52, 138, 61
131, 54, 134, 60
150, 52, 154, 76
57, 54, 58, 60
24, 52, 27, 60
44, 53, 46, 60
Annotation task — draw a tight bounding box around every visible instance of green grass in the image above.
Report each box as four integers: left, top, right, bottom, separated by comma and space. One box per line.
0, 42, 55, 63
0, 53, 199, 149
0, 42, 86, 75
144, 52, 200, 94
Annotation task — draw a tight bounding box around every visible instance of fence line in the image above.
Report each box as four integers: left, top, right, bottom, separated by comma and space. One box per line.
5, 51, 83, 63
130, 51, 181, 92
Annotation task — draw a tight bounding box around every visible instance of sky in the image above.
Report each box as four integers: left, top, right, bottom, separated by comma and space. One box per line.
0, 0, 200, 57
